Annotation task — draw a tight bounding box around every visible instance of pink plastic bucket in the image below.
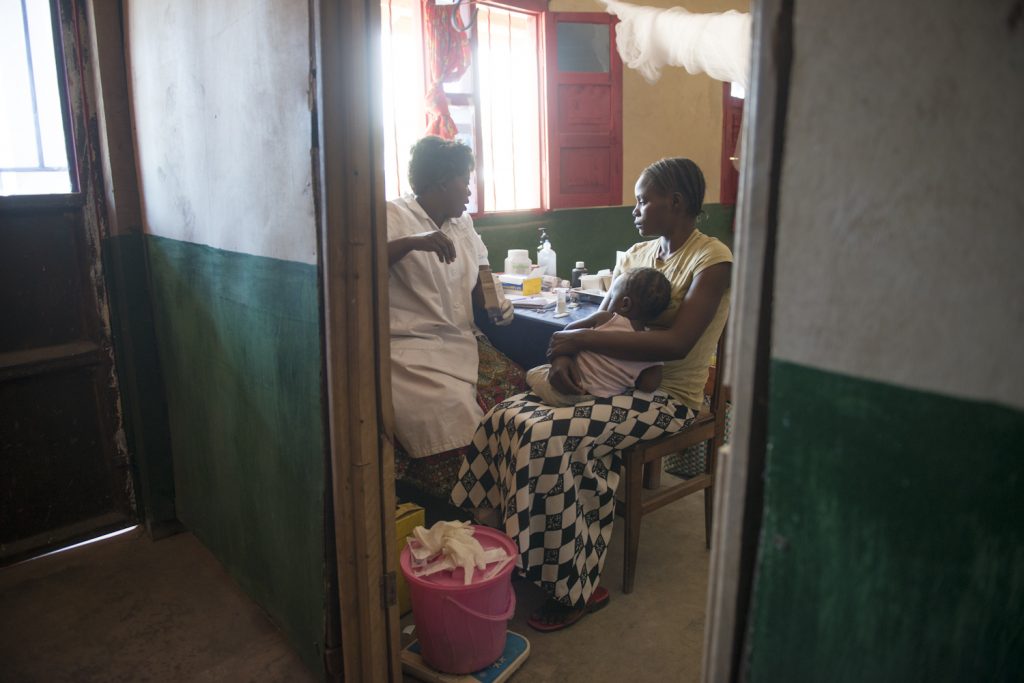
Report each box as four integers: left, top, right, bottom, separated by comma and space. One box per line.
399, 525, 518, 674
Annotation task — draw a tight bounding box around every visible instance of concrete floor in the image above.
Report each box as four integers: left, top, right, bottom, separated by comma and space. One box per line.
0, 528, 316, 683
0, 488, 710, 683
402, 488, 712, 683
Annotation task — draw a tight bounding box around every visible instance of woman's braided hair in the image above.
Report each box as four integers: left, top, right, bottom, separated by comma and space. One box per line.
408, 135, 475, 194
642, 157, 706, 219
618, 267, 673, 321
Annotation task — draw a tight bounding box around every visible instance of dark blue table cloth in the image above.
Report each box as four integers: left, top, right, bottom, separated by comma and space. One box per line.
475, 301, 601, 371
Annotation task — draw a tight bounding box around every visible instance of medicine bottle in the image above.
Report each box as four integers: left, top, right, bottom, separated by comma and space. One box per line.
570, 261, 588, 289
504, 249, 531, 275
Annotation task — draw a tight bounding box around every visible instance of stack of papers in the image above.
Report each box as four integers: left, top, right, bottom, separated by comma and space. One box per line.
506, 293, 557, 309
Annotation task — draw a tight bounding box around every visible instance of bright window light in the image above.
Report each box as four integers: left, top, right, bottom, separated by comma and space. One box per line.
0, 0, 73, 196
381, 0, 426, 201
380, 0, 542, 214
477, 5, 541, 212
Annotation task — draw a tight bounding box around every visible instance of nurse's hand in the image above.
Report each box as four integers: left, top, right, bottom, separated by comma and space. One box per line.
494, 298, 514, 326
548, 356, 585, 395
414, 230, 456, 264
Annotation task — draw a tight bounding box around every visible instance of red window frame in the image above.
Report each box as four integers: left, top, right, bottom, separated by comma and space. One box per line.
720, 82, 744, 206
410, 0, 624, 216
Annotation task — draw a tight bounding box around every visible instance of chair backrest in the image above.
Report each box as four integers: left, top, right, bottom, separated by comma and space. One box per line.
704, 326, 728, 419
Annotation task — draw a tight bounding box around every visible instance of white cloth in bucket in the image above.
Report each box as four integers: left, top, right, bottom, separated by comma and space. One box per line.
407, 521, 512, 585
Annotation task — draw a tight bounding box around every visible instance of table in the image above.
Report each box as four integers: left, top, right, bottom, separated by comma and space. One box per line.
474, 301, 601, 371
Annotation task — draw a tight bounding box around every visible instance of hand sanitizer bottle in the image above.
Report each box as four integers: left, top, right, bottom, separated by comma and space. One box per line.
537, 229, 557, 278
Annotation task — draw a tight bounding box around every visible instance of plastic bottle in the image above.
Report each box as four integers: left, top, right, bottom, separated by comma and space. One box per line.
571, 261, 588, 289
504, 249, 531, 275
537, 238, 557, 278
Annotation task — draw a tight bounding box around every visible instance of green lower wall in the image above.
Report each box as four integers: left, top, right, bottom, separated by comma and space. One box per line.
475, 204, 734, 280
145, 236, 326, 675
748, 360, 1024, 681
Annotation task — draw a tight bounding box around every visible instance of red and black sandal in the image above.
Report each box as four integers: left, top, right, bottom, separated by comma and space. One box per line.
526, 586, 610, 632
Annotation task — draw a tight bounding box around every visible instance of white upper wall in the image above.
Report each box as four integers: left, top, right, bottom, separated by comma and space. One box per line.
127, 0, 317, 264
771, 0, 1024, 410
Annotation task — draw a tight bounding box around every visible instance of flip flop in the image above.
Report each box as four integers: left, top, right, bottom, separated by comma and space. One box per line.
526, 586, 610, 632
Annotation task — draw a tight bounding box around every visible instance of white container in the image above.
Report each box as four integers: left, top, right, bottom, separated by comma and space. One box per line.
537, 241, 557, 278
579, 274, 603, 291
554, 288, 568, 315
504, 249, 531, 276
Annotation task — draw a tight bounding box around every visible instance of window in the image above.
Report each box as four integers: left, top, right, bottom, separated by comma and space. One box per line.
380, 0, 622, 214
0, 0, 74, 196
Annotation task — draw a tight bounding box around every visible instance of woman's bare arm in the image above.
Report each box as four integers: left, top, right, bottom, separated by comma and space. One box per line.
388, 230, 456, 266
634, 365, 663, 393
564, 310, 614, 331
548, 262, 731, 362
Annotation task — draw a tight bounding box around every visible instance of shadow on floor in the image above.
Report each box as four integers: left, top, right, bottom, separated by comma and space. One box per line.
0, 528, 316, 683
1, 480, 710, 683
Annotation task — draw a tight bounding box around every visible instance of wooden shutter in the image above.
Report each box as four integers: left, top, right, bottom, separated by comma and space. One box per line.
720, 83, 744, 206
544, 13, 622, 209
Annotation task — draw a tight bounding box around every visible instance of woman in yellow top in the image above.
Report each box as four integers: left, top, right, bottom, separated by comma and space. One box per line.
548, 157, 731, 413
450, 158, 731, 631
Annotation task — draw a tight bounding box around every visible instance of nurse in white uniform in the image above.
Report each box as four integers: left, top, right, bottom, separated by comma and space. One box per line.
387, 136, 513, 461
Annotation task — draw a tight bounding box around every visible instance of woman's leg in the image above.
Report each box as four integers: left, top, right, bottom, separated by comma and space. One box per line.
452, 390, 695, 629
395, 337, 527, 499
474, 335, 528, 409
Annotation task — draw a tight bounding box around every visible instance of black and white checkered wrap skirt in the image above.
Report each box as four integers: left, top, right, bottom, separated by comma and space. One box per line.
450, 389, 696, 608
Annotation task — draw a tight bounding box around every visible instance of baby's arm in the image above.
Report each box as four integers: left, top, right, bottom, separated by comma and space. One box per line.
563, 310, 614, 331
635, 365, 663, 393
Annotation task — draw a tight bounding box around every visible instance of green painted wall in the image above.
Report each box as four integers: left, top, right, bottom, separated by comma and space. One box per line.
476, 204, 734, 280
102, 233, 177, 532
748, 360, 1024, 681
145, 236, 326, 674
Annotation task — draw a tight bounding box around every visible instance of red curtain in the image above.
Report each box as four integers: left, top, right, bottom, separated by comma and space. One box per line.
422, 0, 472, 140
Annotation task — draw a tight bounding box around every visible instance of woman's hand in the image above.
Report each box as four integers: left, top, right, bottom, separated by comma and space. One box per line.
388, 229, 456, 266
414, 230, 456, 264
548, 329, 588, 359
548, 356, 586, 395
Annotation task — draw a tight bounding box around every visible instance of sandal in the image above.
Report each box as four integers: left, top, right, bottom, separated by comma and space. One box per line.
526, 586, 610, 632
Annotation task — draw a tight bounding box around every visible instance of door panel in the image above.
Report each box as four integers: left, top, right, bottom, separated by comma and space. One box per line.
0, 0, 133, 562
0, 198, 132, 563
1, 201, 91, 351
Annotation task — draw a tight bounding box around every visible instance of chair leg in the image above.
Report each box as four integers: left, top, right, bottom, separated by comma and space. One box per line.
704, 485, 713, 550
622, 453, 644, 594
642, 457, 662, 490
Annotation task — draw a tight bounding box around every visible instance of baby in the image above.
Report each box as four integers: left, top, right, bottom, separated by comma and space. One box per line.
527, 266, 672, 406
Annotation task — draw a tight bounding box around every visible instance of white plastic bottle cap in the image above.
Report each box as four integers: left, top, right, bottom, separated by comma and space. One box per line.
575, 261, 585, 268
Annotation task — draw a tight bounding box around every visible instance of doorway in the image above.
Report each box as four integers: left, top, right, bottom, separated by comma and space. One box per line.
316, 0, 784, 680
0, 0, 134, 565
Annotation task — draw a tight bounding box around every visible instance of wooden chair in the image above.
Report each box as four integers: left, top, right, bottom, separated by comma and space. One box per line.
617, 330, 728, 594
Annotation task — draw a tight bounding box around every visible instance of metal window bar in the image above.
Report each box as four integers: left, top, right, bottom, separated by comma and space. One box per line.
1, 0, 74, 193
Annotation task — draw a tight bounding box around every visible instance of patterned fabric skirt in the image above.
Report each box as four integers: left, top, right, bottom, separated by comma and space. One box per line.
394, 335, 527, 499
450, 389, 696, 608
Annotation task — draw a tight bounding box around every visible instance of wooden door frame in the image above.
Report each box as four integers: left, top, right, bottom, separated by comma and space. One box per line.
315, 0, 401, 680
701, 0, 792, 680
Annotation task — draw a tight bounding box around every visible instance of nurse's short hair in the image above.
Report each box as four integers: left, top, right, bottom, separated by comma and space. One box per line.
408, 136, 475, 194
618, 267, 672, 321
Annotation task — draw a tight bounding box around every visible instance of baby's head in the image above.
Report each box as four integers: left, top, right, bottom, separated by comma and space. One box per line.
606, 267, 672, 322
